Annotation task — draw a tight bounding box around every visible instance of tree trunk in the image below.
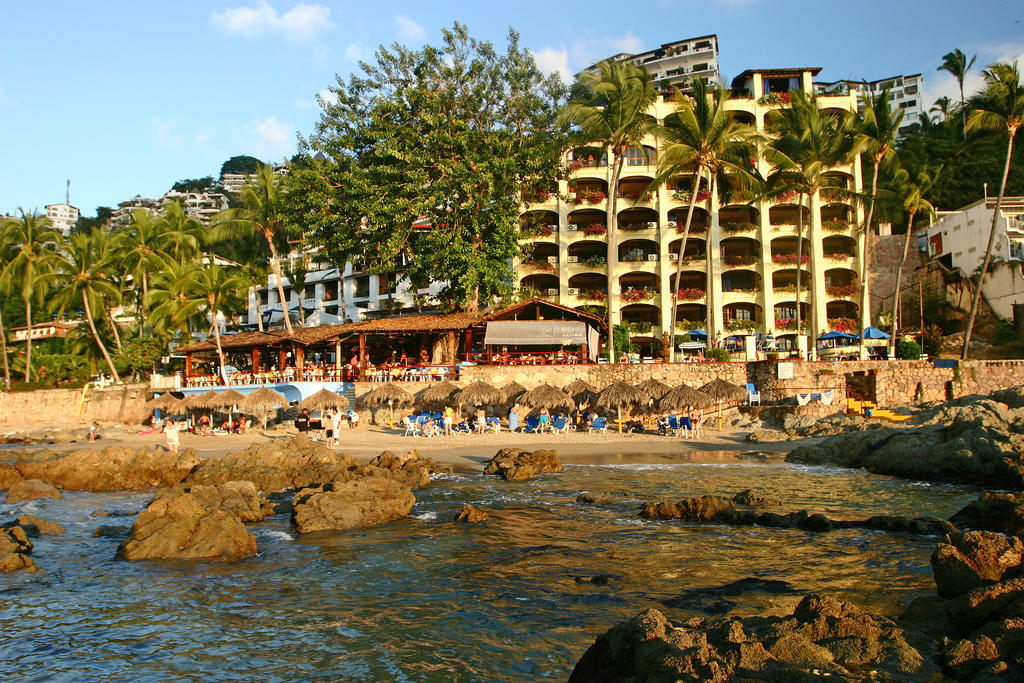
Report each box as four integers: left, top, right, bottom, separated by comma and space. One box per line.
211, 296, 231, 386
959, 81, 967, 139
83, 292, 120, 383
24, 297, 32, 382
266, 234, 294, 335
859, 159, 880, 358
705, 176, 717, 345
795, 193, 805, 339
339, 264, 349, 323
139, 270, 149, 338
255, 283, 265, 332
0, 306, 10, 391
962, 132, 1015, 360
606, 153, 624, 363
890, 209, 917, 357
667, 168, 704, 363
107, 306, 123, 352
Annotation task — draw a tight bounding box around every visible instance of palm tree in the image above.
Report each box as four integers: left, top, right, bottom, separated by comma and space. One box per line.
147, 259, 203, 341
49, 232, 122, 382
229, 237, 272, 332
763, 91, 855, 345
561, 60, 658, 362
930, 96, 953, 123
853, 88, 903, 357
89, 229, 125, 352
887, 162, 937, 355
175, 261, 247, 385
938, 48, 977, 137
114, 208, 171, 334
286, 257, 310, 327
961, 61, 1024, 360
212, 164, 295, 334
160, 200, 205, 263
651, 78, 759, 360
0, 230, 12, 390
0, 210, 66, 381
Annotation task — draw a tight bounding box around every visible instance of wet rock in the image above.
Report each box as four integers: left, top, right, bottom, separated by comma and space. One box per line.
951, 492, 1024, 535
732, 489, 781, 506
483, 448, 562, 482
932, 531, 1024, 599
152, 480, 264, 523
641, 495, 735, 521
116, 482, 259, 562
185, 435, 357, 493
0, 526, 37, 573
745, 428, 792, 443
5, 478, 62, 504
576, 492, 613, 505
948, 577, 1024, 632
454, 503, 490, 523
13, 514, 64, 537
93, 525, 130, 539
13, 446, 201, 491
0, 464, 24, 491
291, 478, 415, 534
355, 449, 450, 488
663, 577, 798, 613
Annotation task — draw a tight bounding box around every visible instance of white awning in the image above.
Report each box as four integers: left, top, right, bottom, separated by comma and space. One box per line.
483, 320, 588, 345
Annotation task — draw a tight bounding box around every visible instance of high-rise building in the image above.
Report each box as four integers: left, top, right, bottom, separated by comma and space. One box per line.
515, 67, 866, 356
592, 35, 720, 89
44, 203, 79, 235
814, 74, 924, 136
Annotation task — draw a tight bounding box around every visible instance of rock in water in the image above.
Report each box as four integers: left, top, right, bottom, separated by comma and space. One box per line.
0, 464, 24, 491
454, 503, 490, 523
291, 478, 415, 534
731, 489, 781, 506
931, 531, 1024, 599
483, 448, 562, 482
0, 526, 38, 573
13, 446, 201, 491
117, 482, 259, 562
950, 492, 1024, 535
358, 449, 453, 488
13, 515, 65, 537
152, 481, 264, 523
5, 478, 62, 504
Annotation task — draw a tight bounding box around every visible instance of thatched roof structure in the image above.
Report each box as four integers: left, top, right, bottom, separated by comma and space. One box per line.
453, 380, 503, 407
241, 387, 288, 410
146, 392, 183, 412
699, 378, 746, 402
564, 379, 600, 406
635, 378, 671, 402
500, 381, 527, 405
596, 381, 649, 410
658, 383, 713, 411
299, 388, 350, 412
517, 383, 574, 411
207, 388, 247, 409
418, 381, 459, 406
362, 383, 414, 408
185, 390, 220, 409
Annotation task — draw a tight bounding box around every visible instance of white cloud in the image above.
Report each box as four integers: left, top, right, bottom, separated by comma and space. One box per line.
394, 15, 425, 43
211, 1, 331, 43
251, 117, 294, 157
317, 88, 338, 105
531, 47, 572, 84
344, 43, 370, 61
152, 117, 185, 148
610, 31, 644, 55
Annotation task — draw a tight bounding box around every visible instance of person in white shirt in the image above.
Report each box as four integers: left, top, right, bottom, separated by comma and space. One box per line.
330, 410, 344, 445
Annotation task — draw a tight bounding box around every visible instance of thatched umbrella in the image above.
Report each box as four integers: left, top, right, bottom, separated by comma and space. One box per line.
563, 378, 599, 408
363, 383, 414, 428
597, 381, 649, 432
241, 387, 288, 429
500, 381, 526, 406
453, 380, 503, 410
184, 389, 219, 430
699, 378, 747, 429
418, 381, 459, 409
517, 383, 574, 415
299, 388, 350, 414
635, 379, 671, 420
208, 388, 247, 409
146, 392, 183, 414
658, 383, 713, 412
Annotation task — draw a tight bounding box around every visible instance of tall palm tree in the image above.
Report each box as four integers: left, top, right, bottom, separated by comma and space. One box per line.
763, 91, 855, 344
0, 229, 12, 390
212, 164, 295, 334
174, 261, 247, 385
229, 237, 272, 332
160, 200, 205, 263
0, 210, 66, 381
88, 229, 125, 352
853, 88, 903, 356
887, 162, 937, 355
961, 61, 1024, 360
930, 96, 953, 123
49, 232, 122, 383
286, 257, 310, 327
561, 60, 658, 362
938, 48, 977, 137
114, 208, 171, 334
651, 78, 759, 360
146, 259, 203, 341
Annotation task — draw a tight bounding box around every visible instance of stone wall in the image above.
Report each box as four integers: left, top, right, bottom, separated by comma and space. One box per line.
0, 385, 150, 425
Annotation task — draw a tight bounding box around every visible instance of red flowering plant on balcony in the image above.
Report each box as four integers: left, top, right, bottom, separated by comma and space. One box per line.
771, 253, 810, 265
828, 317, 857, 333
722, 221, 757, 233
675, 223, 708, 234
583, 289, 606, 301
723, 254, 758, 267
671, 189, 710, 204
675, 288, 706, 301
823, 218, 852, 233
620, 221, 654, 231
521, 222, 554, 238
757, 91, 791, 105
621, 287, 656, 303
826, 283, 858, 298
725, 319, 757, 332
569, 188, 607, 205
583, 224, 607, 237
522, 189, 554, 203
824, 251, 852, 260
774, 189, 799, 203
774, 317, 807, 331
522, 260, 555, 272
681, 251, 707, 263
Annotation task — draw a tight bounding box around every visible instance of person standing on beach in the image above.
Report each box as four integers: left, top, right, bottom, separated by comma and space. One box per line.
443, 405, 454, 436
163, 419, 180, 453
508, 405, 519, 432
324, 411, 335, 446
538, 407, 551, 432
88, 422, 100, 442
331, 410, 343, 445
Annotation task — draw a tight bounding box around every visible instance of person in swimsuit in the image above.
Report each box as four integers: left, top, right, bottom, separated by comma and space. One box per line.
164, 419, 180, 453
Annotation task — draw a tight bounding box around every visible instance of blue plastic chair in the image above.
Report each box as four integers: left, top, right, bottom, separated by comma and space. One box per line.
552, 416, 569, 433
432, 411, 442, 421
668, 415, 679, 431
523, 416, 540, 433
486, 417, 500, 433
591, 417, 607, 433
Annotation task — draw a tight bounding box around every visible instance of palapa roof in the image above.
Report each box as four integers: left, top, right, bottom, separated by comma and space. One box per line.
299, 388, 350, 411
563, 378, 600, 406
658, 383, 713, 410
517, 383, 574, 411
699, 378, 747, 402
635, 379, 671, 402
418, 381, 460, 405
146, 392, 184, 411
207, 388, 247, 408
596, 381, 649, 409
362, 383, 414, 407
453, 380, 503, 407
241, 387, 288, 410
500, 381, 527, 404
185, 389, 221, 409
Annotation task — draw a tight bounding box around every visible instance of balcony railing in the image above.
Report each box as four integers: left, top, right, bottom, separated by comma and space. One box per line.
771, 254, 810, 266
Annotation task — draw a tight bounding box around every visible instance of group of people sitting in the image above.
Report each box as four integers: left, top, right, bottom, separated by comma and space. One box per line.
294, 408, 359, 446
149, 413, 250, 436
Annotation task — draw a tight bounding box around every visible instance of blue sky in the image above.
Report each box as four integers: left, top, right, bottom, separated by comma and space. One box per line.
2, 1, 1022, 218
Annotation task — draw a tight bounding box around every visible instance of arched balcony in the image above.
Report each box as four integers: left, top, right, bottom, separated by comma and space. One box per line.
821, 171, 854, 203
666, 175, 710, 206
522, 241, 557, 262
567, 145, 608, 170
719, 206, 759, 232
675, 304, 708, 329
620, 303, 661, 332
617, 175, 655, 203
769, 204, 809, 227
668, 207, 710, 234
521, 183, 558, 205
721, 269, 762, 293
520, 274, 559, 297
773, 302, 810, 333
825, 269, 859, 300
618, 239, 659, 264
568, 273, 607, 303
617, 207, 658, 233
669, 270, 707, 291
823, 235, 856, 260
826, 300, 859, 334
720, 237, 760, 269
731, 111, 755, 126
724, 302, 762, 333
668, 237, 707, 265
568, 179, 608, 207
619, 273, 659, 305
520, 210, 559, 238
769, 236, 811, 268
567, 240, 608, 269
567, 209, 607, 238
622, 144, 657, 168
821, 204, 853, 232
772, 268, 811, 294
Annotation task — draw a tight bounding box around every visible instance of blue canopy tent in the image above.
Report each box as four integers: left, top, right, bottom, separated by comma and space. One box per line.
688, 328, 708, 337
859, 326, 891, 340
818, 330, 857, 342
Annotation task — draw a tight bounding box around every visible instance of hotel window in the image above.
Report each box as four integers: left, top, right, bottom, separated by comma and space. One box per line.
623, 146, 653, 166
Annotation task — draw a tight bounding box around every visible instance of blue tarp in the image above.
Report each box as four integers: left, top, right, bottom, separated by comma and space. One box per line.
688, 328, 708, 337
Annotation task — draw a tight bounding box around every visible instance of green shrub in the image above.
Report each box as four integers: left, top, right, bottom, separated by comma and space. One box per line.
895, 339, 922, 360
921, 324, 943, 357
706, 348, 731, 362
992, 320, 1019, 346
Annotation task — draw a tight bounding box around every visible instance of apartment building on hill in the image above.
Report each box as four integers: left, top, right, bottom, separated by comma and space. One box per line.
814, 74, 924, 136
594, 34, 720, 90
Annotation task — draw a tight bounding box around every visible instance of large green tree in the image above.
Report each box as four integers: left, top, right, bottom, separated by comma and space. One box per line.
177, 262, 247, 385
650, 78, 758, 360
561, 59, 657, 360
113, 208, 171, 334
0, 210, 67, 381
961, 62, 1024, 360
298, 23, 567, 312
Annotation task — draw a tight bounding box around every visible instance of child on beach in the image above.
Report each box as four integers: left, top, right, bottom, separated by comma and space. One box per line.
88, 422, 100, 442
443, 405, 454, 436
538, 407, 551, 432
324, 411, 335, 446
163, 419, 180, 453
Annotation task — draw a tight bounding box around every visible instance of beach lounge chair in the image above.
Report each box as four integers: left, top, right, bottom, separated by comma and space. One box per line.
746, 383, 761, 406
487, 417, 501, 433
552, 416, 569, 433
523, 416, 540, 433
403, 416, 421, 437
667, 414, 679, 435
591, 417, 607, 433
453, 420, 472, 434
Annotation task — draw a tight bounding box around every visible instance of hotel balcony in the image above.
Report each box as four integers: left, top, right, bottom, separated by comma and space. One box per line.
521, 188, 559, 209
618, 239, 660, 270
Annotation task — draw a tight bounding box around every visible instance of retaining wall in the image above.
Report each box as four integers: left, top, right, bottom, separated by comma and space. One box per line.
0, 385, 150, 425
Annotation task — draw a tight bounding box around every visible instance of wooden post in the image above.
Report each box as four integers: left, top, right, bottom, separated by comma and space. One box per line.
251, 348, 260, 373
335, 340, 342, 377
359, 333, 367, 370
448, 330, 456, 371
278, 348, 287, 373
463, 328, 472, 362
295, 346, 305, 381
185, 353, 193, 378
581, 342, 588, 363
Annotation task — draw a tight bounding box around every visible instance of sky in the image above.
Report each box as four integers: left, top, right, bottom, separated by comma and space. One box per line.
2, 0, 1023, 218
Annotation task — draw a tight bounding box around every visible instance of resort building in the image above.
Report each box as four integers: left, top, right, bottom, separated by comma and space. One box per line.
925, 196, 1024, 319
814, 74, 924, 136
44, 203, 79, 235
220, 165, 288, 194
111, 191, 228, 227
590, 35, 720, 90
515, 67, 866, 355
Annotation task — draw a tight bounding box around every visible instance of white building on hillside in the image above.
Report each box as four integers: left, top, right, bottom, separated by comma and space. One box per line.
160, 191, 229, 224
925, 197, 1024, 318
814, 74, 924, 136
220, 165, 288, 194
590, 35, 720, 90
44, 203, 79, 234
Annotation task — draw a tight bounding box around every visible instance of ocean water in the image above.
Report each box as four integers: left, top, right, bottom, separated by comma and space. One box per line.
0, 452, 978, 681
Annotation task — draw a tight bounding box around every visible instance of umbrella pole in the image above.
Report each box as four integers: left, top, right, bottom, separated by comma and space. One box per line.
617, 406, 622, 434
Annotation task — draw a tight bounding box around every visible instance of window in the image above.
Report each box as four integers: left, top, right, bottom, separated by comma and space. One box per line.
623, 146, 653, 166
323, 281, 338, 300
